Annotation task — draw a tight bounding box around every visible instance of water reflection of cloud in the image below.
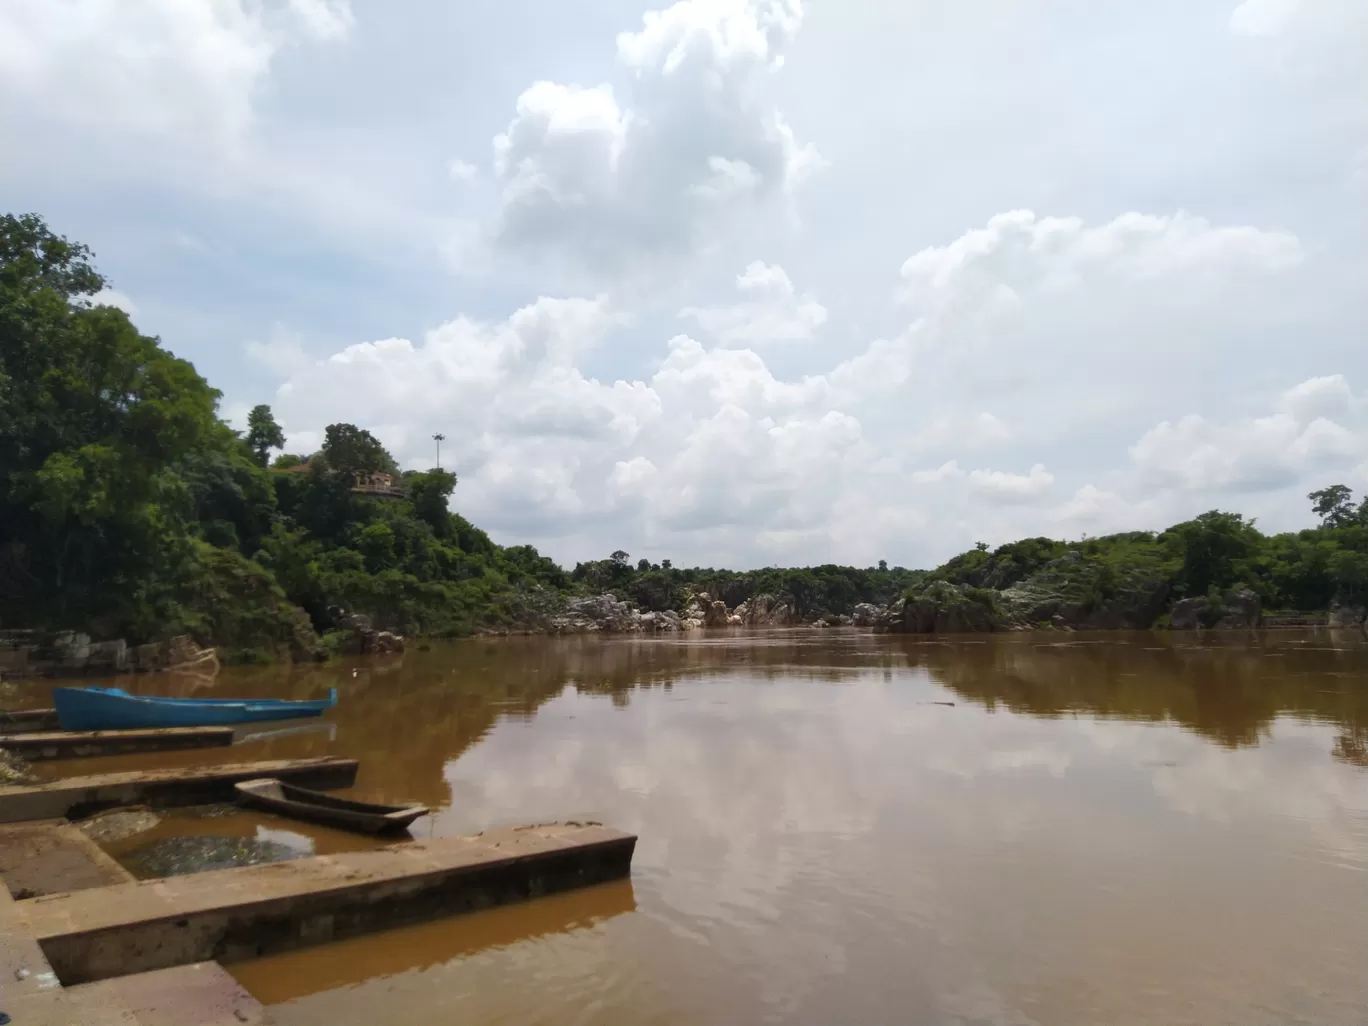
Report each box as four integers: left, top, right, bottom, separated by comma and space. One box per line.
1150, 726, 1368, 870
255, 825, 316, 854
435, 669, 1368, 1024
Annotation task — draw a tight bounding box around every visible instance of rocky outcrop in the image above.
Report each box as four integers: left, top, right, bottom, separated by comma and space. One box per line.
1169, 597, 1207, 630
332, 611, 406, 655
1169, 588, 1262, 629
705, 597, 730, 627
678, 595, 708, 630
997, 552, 1170, 629
851, 602, 904, 628
1219, 588, 1262, 628
0, 631, 220, 678
851, 603, 882, 627
898, 582, 1003, 633
550, 594, 642, 633
1328, 602, 1366, 631
733, 593, 797, 626
545, 590, 752, 634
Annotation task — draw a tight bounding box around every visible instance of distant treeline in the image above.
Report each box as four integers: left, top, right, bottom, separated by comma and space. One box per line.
2, 213, 1364, 661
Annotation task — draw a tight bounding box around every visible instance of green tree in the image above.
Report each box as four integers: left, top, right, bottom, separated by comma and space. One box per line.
321, 423, 397, 477
1163, 511, 1260, 597
245, 404, 285, 467
1309, 485, 1356, 528
0, 213, 223, 627
407, 469, 457, 536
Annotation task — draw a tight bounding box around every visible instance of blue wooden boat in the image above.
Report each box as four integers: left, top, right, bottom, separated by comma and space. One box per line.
52, 686, 338, 731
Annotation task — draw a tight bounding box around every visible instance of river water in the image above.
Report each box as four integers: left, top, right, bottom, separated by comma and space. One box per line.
20, 629, 1368, 1025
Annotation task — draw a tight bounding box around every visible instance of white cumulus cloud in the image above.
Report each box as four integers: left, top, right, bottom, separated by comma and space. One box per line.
679, 261, 827, 344
970, 464, 1056, 503
0, 0, 353, 145
488, 0, 818, 272
1128, 378, 1366, 493
255, 207, 1334, 567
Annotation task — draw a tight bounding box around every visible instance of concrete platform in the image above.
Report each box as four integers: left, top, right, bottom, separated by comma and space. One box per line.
20, 822, 636, 984
0, 756, 359, 823
0, 707, 60, 734
0, 821, 135, 898
0, 725, 235, 760
0, 879, 57, 1003
1, 960, 273, 1025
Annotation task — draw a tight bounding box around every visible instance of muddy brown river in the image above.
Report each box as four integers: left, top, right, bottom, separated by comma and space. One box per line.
16, 629, 1368, 1025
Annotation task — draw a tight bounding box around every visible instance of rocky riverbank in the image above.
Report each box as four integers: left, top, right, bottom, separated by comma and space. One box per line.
9, 581, 1362, 677
0, 610, 405, 679
0, 631, 223, 679
489, 582, 1368, 638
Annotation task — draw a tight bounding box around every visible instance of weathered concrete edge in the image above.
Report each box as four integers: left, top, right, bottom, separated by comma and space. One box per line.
3, 961, 273, 1026
0, 757, 359, 823
37, 828, 637, 984
0, 709, 61, 735
0, 726, 236, 760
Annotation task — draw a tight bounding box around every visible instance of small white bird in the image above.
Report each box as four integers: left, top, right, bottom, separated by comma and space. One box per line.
352, 668, 359, 678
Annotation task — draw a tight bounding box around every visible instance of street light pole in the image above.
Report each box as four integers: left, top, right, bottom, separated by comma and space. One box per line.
432, 433, 446, 469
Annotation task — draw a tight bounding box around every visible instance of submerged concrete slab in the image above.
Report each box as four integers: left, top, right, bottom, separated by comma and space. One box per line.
0, 726, 235, 760
0, 821, 135, 898
0, 708, 60, 734
0, 756, 359, 823
22, 822, 636, 984
3, 961, 273, 1026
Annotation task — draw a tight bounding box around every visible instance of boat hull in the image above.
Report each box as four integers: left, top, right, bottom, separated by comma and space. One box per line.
236, 779, 427, 835
53, 687, 337, 732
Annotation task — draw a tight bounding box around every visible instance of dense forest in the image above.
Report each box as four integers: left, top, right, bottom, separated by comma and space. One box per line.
2, 214, 1366, 662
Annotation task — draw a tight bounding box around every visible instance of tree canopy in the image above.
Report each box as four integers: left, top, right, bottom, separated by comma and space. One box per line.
322, 422, 397, 477
0, 213, 566, 654
245, 405, 285, 467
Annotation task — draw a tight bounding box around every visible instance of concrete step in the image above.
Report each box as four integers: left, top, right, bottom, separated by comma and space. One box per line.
0, 726, 235, 760
0, 708, 61, 735
0, 756, 359, 823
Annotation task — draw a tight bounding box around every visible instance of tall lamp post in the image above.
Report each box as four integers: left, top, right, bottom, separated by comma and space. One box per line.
432, 432, 446, 469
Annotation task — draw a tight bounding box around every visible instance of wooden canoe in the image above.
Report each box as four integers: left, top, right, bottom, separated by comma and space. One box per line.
234, 778, 428, 835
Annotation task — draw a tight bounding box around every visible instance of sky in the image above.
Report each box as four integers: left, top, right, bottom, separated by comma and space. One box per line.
2, 0, 1365, 570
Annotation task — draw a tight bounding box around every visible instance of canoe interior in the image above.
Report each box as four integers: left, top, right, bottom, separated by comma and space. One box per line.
238, 778, 422, 818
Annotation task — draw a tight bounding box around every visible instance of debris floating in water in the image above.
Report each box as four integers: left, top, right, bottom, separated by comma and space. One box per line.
75, 807, 162, 845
